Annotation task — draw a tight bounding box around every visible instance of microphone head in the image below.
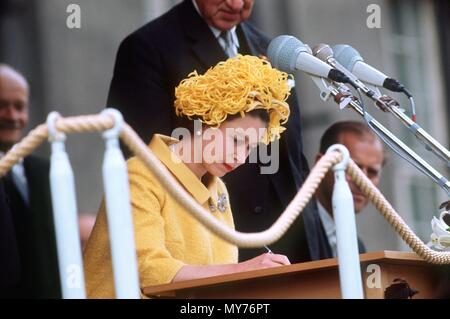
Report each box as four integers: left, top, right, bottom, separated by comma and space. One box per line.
267, 35, 309, 72
332, 44, 364, 71
312, 44, 334, 62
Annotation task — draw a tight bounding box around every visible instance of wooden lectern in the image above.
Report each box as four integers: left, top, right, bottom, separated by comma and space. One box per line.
143, 251, 443, 299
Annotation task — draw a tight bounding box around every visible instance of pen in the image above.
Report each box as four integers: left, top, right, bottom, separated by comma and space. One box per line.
264, 245, 273, 254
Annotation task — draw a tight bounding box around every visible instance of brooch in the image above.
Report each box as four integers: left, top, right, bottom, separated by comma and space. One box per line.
209, 193, 228, 213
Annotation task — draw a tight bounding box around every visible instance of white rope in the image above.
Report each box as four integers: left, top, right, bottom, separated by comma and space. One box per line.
1, 111, 449, 263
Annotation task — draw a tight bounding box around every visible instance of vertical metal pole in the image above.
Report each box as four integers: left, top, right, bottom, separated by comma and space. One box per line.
47, 112, 86, 299
327, 144, 364, 299
101, 109, 140, 299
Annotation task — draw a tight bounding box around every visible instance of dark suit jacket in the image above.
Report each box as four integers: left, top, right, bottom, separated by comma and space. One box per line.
358, 238, 367, 254
0, 179, 21, 296
107, 0, 332, 263
3, 155, 61, 298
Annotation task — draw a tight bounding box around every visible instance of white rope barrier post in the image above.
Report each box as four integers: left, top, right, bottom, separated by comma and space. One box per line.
328, 144, 364, 299
47, 112, 86, 299
101, 109, 140, 299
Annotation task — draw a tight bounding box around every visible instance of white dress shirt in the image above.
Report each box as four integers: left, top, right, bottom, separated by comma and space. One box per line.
317, 200, 337, 257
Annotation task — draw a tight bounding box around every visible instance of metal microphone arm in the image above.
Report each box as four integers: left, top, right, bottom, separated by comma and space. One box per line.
375, 97, 450, 166
353, 78, 450, 166
309, 74, 450, 196
348, 74, 450, 166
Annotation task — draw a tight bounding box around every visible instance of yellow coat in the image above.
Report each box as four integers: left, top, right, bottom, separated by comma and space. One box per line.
83, 134, 238, 298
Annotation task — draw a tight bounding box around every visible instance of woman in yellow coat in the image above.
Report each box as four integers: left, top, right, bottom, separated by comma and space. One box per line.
84, 55, 293, 298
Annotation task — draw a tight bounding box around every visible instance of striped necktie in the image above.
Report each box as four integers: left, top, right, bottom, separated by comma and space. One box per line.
219, 30, 237, 58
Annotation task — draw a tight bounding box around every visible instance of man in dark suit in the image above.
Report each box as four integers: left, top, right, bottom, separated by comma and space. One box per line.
0, 64, 61, 298
107, 0, 331, 263
315, 121, 385, 257
0, 179, 21, 297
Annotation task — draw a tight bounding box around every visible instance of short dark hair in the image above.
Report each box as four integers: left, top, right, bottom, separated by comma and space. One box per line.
319, 121, 381, 154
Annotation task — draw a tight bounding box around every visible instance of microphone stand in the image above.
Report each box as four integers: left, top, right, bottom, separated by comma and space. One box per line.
372, 96, 450, 166
309, 75, 450, 197
344, 74, 450, 167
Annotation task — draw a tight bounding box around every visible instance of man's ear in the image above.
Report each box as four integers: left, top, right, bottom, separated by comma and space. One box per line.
315, 153, 324, 164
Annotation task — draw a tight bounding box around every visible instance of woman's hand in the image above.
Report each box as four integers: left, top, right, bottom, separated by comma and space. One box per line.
172, 253, 290, 282
235, 253, 291, 272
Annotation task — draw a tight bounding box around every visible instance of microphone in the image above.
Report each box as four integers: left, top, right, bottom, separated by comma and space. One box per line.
313, 44, 409, 113
332, 44, 412, 97
312, 43, 376, 96
267, 35, 350, 83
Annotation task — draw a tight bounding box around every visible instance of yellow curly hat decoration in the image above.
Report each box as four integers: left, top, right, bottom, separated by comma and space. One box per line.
174, 54, 292, 144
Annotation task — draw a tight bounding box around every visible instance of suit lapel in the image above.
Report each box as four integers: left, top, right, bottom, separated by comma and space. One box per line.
179, 0, 228, 68
4, 170, 28, 210
23, 157, 35, 211
23, 156, 51, 214
238, 23, 261, 56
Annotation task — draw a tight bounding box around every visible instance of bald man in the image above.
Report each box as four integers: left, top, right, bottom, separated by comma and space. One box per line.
0, 65, 29, 151
0, 64, 61, 298
315, 121, 385, 258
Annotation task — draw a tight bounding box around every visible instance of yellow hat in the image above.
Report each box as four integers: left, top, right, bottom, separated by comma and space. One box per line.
174, 54, 291, 144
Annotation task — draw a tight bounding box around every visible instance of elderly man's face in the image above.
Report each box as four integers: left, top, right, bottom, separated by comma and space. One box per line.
195, 0, 254, 31
0, 71, 29, 152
